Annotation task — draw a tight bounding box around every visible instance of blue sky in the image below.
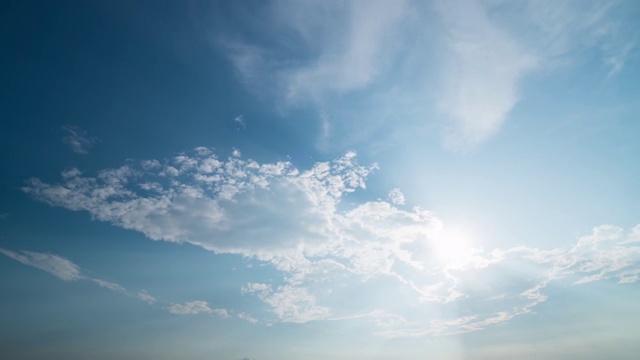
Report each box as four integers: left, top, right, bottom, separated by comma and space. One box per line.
1, 1, 640, 359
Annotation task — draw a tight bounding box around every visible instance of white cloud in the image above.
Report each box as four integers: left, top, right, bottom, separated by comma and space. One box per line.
237, 312, 259, 324
436, 0, 639, 148
22, 149, 640, 336
523, 0, 638, 73
137, 290, 157, 304
62, 125, 98, 154
0, 249, 83, 281
227, 0, 405, 103
246, 284, 330, 323
221, 1, 409, 148
0, 213, 8, 219
168, 300, 230, 317
219, 1, 637, 150
234, 115, 246, 129
435, 0, 538, 149
0, 248, 163, 306
23, 148, 377, 260
280, 0, 406, 102
93, 279, 127, 293
388, 188, 405, 205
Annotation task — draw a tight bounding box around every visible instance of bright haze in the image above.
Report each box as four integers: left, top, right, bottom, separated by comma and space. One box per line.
1, 1, 639, 359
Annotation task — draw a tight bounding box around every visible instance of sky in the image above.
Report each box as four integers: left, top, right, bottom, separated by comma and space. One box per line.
1, 1, 640, 359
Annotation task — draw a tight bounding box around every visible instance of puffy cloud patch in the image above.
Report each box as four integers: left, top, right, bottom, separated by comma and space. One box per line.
21, 149, 640, 336
23, 149, 376, 260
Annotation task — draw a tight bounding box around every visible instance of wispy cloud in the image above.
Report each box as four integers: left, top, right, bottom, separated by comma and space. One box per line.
21, 148, 640, 336
62, 125, 98, 154
222, 0, 407, 148
219, 1, 637, 150
0, 249, 83, 281
225, 0, 405, 102
137, 290, 157, 304
388, 188, 405, 206
168, 300, 230, 317
0, 247, 239, 319
435, 0, 538, 149
279, 0, 406, 102
0, 248, 164, 306
234, 115, 246, 129
436, 0, 638, 148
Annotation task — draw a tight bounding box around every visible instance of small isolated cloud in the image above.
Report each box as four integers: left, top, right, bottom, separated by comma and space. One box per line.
0, 213, 8, 219
237, 312, 259, 324
168, 300, 230, 317
0, 248, 83, 281
62, 125, 98, 154
388, 188, 405, 205
137, 290, 157, 304
234, 115, 246, 129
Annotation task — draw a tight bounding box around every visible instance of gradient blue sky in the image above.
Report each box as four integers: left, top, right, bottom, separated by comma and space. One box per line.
1, 1, 640, 359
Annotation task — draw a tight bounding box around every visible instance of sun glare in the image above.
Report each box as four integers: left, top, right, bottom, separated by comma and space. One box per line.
430, 227, 477, 267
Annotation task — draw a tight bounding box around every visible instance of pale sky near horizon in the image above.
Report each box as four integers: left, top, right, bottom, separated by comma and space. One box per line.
1, 1, 640, 359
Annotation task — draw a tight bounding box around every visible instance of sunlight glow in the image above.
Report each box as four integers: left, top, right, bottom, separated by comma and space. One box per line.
430, 227, 478, 268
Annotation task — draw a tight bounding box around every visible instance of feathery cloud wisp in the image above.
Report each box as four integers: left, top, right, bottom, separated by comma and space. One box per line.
62, 125, 98, 154
221, 1, 636, 150
0, 249, 83, 281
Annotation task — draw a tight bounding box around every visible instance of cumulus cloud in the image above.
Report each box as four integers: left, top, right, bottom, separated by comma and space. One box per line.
62, 125, 98, 154
23, 148, 377, 261
168, 300, 230, 317
21, 148, 640, 336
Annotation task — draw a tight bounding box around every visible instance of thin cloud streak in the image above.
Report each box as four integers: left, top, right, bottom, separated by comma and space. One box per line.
0, 248, 83, 281
219, 1, 637, 150
62, 125, 98, 154
0, 248, 164, 306
168, 300, 230, 317
435, 0, 538, 149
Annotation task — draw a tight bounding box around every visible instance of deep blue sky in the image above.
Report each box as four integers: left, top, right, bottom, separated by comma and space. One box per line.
2, 1, 640, 359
